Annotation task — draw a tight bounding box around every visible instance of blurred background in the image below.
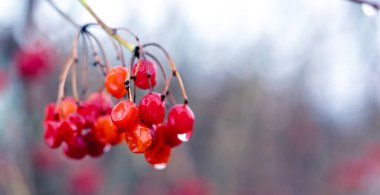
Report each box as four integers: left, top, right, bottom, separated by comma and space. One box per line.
1, 0, 380, 194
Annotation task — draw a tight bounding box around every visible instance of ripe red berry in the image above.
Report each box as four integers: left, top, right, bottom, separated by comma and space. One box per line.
104, 66, 128, 99
58, 120, 78, 143
167, 104, 195, 134
125, 123, 153, 153
44, 121, 62, 148
94, 115, 124, 145
63, 135, 88, 159
139, 92, 165, 124
86, 138, 107, 157
66, 113, 86, 131
144, 124, 171, 169
111, 100, 139, 132
132, 59, 157, 89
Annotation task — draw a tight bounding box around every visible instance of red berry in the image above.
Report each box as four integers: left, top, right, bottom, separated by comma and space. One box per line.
44, 121, 62, 148
167, 104, 195, 134
58, 120, 78, 143
111, 100, 139, 131
94, 115, 124, 145
132, 59, 157, 89
104, 66, 128, 99
66, 113, 86, 131
144, 124, 171, 168
163, 128, 182, 148
63, 135, 88, 159
86, 138, 107, 157
44, 103, 57, 123
139, 92, 165, 124
125, 123, 152, 153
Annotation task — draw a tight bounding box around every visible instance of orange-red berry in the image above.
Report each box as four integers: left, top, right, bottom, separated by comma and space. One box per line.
111, 100, 139, 132
125, 123, 152, 153
104, 66, 128, 99
94, 115, 124, 145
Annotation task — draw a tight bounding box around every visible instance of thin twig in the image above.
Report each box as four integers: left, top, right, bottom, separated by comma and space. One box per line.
46, 0, 81, 28
78, 0, 135, 51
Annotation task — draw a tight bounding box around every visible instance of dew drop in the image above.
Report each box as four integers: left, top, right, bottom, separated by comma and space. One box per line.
153, 163, 167, 170
177, 131, 192, 142
103, 144, 112, 153
361, 3, 379, 17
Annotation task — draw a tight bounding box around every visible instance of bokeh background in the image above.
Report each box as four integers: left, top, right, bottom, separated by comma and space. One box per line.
1, 0, 380, 194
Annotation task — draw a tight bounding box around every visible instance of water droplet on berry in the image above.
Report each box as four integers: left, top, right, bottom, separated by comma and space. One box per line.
362, 3, 379, 16
177, 133, 189, 142
153, 163, 167, 170
103, 144, 112, 152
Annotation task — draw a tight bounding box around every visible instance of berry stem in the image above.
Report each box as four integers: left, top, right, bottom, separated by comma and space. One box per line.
143, 43, 189, 102
83, 32, 107, 75
55, 56, 75, 113
81, 34, 89, 98
46, 0, 80, 28
78, 0, 135, 52
55, 30, 82, 112
85, 31, 110, 73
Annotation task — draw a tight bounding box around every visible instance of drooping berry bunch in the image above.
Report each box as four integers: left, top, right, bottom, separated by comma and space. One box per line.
104, 56, 194, 168
42, 1, 194, 169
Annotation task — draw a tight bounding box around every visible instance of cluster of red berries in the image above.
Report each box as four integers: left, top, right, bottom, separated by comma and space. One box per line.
44, 57, 194, 169
43, 92, 122, 159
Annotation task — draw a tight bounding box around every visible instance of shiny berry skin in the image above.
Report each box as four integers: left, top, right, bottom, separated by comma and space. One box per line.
139, 92, 165, 124
66, 113, 86, 131
104, 66, 128, 99
58, 120, 78, 143
58, 98, 78, 120
167, 104, 195, 134
125, 123, 152, 153
132, 59, 157, 89
44, 121, 62, 148
94, 115, 124, 145
63, 135, 88, 159
111, 100, 139, 131
144, 124, 171, 166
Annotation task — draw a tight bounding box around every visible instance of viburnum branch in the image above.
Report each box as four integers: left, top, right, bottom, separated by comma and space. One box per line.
78, 0, 135, 52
